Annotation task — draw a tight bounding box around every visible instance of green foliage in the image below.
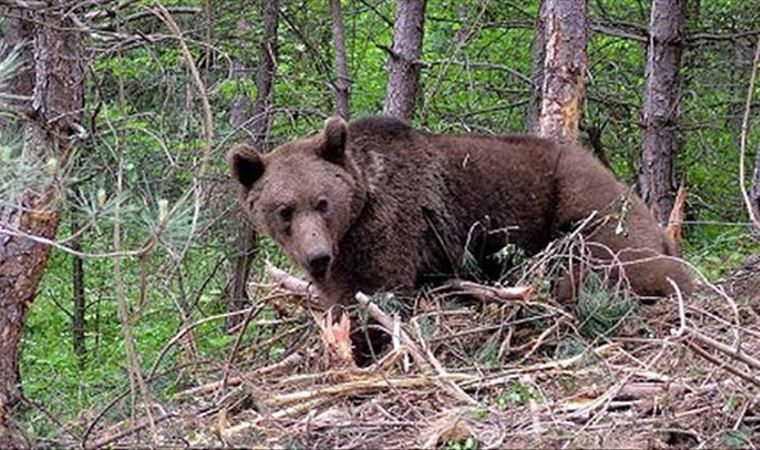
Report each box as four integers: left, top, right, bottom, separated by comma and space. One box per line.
723, 426, 753, 448
574, 272, 637, 339
6, 0, 759, 442
0, 128, 52, 202
445, 437, 477, 450
553, 338, 588, 360
0, 43, 21, 88
481, 380, 536, 412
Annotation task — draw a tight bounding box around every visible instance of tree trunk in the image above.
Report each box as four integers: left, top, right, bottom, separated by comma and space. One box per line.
382, 0, 426, 121
537, 0, 588, 144
330, 0, 350, 119
250, 0, 279, 144
0, 10, 34, 121
71, 209, 86, 367
0, 6, 84, 447
227, 0, 279, 331
638, 0, 687, 225
526, 0, 548, 133
752, 146, 760, 223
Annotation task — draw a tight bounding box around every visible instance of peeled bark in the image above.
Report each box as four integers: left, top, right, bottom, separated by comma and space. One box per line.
382, 0, 426, 121
227, 0, 279, 331
638, 0, 687, 225
0, 7, 84, 447
330, 0, 350, 119
537, 0, 588, 144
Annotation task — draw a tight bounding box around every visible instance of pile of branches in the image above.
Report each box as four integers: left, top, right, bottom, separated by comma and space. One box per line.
78, 238, 760, 449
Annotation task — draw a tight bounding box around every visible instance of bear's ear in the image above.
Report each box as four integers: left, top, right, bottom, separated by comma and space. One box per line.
319, 116, 348, 165
227, 144, 265, 189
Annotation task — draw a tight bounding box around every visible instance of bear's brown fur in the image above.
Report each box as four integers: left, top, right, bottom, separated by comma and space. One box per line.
228, 116, 693, 307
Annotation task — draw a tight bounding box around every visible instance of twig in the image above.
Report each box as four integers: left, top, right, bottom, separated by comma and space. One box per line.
686, 341, 760, 388
265, 263, 322, 308
148, 298, 287, 378
111, 110, 156, 442
267, 373, 472, 407
668, 278, 686, 338
442, 279, 534, 302
522, 375, 544, 435
461, 343, 620, 389
356, 292, 477, 405
175, 353, 303, 397
354, 292, 431, 371
153, 1, 215, 274
218, 303, 267, 398
220, 398, 328, 438
687, 329, 760, 372
738, 33, 760, 230
85, 413, 176, 450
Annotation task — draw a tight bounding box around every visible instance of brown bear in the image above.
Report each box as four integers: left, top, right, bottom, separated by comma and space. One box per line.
228, 116, 693, 307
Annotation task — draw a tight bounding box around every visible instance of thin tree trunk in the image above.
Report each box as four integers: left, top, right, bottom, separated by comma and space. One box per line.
250, 0, 279, 144
526, 0, 548, 133
227, 0, 279, 331
0, 6, 84, 447
537, 0, 588, 144
638, 0, 688, 225
330, 0, 350, 119
71, 208, 86, 367
752, 149, 760, 222
382, 0, 426, 121
227, 222, 257, 330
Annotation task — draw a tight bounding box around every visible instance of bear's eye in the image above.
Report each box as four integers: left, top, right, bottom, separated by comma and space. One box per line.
316, 199, 329, 214
278, 206, 294, 222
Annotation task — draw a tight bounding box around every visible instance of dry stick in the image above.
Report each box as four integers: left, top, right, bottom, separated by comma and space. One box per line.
739, 33, 760, 230
218, 303, 267, 398
85, 413, 176, 450
517, 321, 561, 365
265, 263, 322, 308
668, 278, 687, 338
355, 292, 477, 405
20, 396, 80, 443
148, 304, 268, 378
0, 223, 155, 259
221, 398, 328, 439
108, 83, 157, 440
521, 374, 544, 435
354, 292, 431, 371
462, 342, 620, 389
263, 266, 475, 403
176, 353, 304, 398
669, 272, 758, 371
686, 341, 760, 388
442, 279, 533, 302
570, 340, 670, 436
268, 374, 472, 407
82, 361, 203, 449
420, 0, 491, 122
426, 312, 555, 343
687, 329, 760, 372
153, 2, 214, 268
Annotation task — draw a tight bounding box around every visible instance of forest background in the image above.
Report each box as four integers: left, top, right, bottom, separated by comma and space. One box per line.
0, 0, 759, 446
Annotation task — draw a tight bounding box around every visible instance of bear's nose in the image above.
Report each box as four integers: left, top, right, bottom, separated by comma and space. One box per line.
306, 250, 331, 279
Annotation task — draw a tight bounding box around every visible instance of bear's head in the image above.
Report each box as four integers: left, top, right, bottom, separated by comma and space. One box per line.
227, 117, 366, 282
